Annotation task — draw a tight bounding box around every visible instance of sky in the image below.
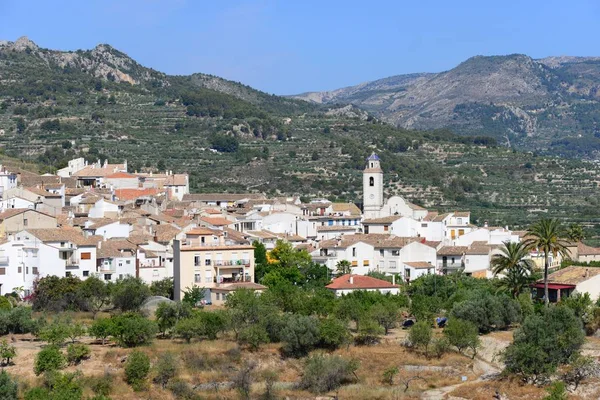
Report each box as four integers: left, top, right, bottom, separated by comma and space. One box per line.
1, 0, 599, 95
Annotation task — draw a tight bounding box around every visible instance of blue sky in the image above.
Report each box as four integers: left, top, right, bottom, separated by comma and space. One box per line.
1, 0, 599, 94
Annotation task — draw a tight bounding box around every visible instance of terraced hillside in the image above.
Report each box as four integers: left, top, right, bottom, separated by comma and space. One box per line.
1, 38, 600, 238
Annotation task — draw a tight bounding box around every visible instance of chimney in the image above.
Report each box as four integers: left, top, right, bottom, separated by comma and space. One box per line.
173, 240, 181, 301
97, 241, 102, 249
392, 275, 396, 285
349, 275, 354, 285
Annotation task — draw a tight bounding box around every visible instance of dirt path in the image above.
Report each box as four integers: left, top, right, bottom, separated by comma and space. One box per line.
420, 333, 509, 399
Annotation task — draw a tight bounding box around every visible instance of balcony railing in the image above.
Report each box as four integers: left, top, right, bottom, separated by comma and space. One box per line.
214, 260, 251, 267
214, 275, 252, 284
65, 259, 79, 268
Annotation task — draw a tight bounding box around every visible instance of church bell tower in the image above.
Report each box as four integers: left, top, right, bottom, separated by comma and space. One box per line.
363, 153, 383, 219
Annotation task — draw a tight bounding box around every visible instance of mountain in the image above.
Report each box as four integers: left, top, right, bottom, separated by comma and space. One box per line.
2, 37, 600, 236
292, 54, 600, 156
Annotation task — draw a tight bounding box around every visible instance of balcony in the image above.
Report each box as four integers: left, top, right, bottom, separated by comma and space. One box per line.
66, 259, 79, 269
214, 275, 252, 284
214, 259, 251, 267
0, 256, 9, 264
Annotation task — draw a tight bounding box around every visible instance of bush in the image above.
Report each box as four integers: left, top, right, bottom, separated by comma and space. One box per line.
87, 372, 113, 396
355, 318, 384, 346
408, 321, 432, 356
0, 340, 16, 366
182, 286, 206, 307
153, 352, 178, 388
32, 276, 85, 312
34, 346, 65, 375
0, 370, 17, 400
38, 319, 70, 346
503, 306, 585, 382
370, 301, 399, 335
110, 313, 157, 347
280, 314, 320, 357
111, 277, 150, 312
150, 278, 174, 299
238, 325, 269, 351
67, 321, 86, 343
543, 381, 568, 400
155, 301, 192, 337
444, 318, 480, 358
561, 354, 600, 391
232, 361, 255, 400
319, 317, 351, 350
66, 343, 91, 365
450, 292, 521, 333
198, 310, 229, 339
89, 318, 113, 345
431, 337, 450, 359
0, 297, 12, 311
0, 307, 39, 335
382, 366, 399, 385
299, 354, 359, 394
124, 350, 150, 391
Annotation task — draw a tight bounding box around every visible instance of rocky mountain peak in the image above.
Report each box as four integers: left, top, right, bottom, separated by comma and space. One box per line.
0, 36, 39, 51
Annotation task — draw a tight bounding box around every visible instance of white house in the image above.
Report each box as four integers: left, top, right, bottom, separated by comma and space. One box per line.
57, 157, 86, 178
326, 274, 400, 297
96, 239, 137, 282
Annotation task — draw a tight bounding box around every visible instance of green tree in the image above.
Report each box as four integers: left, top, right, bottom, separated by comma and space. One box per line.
450, 292, 521, 334
238, 325, 269, 351
299, 354, 359, 394
150, 277, 174, 299
566, 223, 585, 243
280, 314, 320, 357
336, 260, 351, 275
109, 313, 158, 347
155, 301, 191, 337
444, 318, 480, 358
0, 370, 17, 400
89, 318, 113, 345
39, 319, 70, 346
408, 321, 432, 357
111, 277, 150, 312
491, 241, 535, 298
0, 340, 16, 366
525, 218, 571, 306
318, 317, 351, 350
34, 346, 65, 375
503, 306, 585, 382
370, 301, 399, 335
66, 343, 91, 365
78, 276, 110, 316
15, 117, 25, 133
182, 286, 206, 307
124, 350, 150, 391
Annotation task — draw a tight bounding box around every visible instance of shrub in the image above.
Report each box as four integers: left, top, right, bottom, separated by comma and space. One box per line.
153, 352, 178, 388
34, 346, 65, 375
0, 297, 12, 311
155, 301, 191, 337
38, 319, 70, 346
355, 318, 384, 346
382, 366, 399, 385
543, 381, 568, 400
31, 276, 85, 312
408, 321, 432, 356
182, 286, 206, 307
319, 317, 351, 350
260, 370, 278, 400
87, 372, 113, 396
0, 306, 39, 335
561, 354, 600, 391
444, 318, 480, 358
181, 350, 209, 371
451, 292, 521, 333
40, 371, 83, 400
89, 318, 113, 345
238, 325, 269, 351
110, 313, 157, 347
173, 317, 202, 343
66, 343, 91, 365
503, 306, 585, 382
111, 277, 150, 312
0, 370, 17, 400
0, 340, 16, 365
232, 361, 255, 400
280, 314, 320, 357
370, 302, 399, 335
67, 322, 86, 343
150, 277, 174, 299
431, 337, 451, 359
299, 354, 359, 394
124, 350, 151, 391
198, 310, 229, 339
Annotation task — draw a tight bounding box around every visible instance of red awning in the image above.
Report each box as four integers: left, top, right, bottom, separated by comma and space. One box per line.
531, 283, 576, 290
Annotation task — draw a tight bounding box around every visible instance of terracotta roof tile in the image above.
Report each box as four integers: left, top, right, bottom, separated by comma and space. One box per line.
326, 274, 399, 290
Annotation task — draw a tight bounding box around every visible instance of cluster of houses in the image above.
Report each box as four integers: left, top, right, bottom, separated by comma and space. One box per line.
0, 154, 599, 303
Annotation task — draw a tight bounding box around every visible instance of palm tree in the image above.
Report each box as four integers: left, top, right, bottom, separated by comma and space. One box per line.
525, 218, 571, 306
336, 260, 351, 275
491, 241, 535, 298
566, 223, 585, 243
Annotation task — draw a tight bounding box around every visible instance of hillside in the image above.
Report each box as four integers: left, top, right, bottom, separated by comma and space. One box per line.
292, 54, 600, 157
2, 37, 600, 236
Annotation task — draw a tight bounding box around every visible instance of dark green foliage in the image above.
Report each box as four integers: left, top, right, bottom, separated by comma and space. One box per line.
503, 306, 585, 382
431, 337, 451, 359
355, 318, 384, 346
280, 314, 320, 357
0, 370, 17, 400
318, 317, 351, 350
34, 346, 65, 375
238, 325, 269, 351
89, 318, 113, 345
38, 319, 70, 346
0, 340, 16, 366
182, 286, 206, 307
32, 276, 85, 312
444, 318, 480, 357
124, 350, 151, 391
210, 134, 239, 153
299, 354, 359, 394
78, 276, 111, 315
87, 372, 113, 397
109, 313, 157, 347
26, 372, 84, 400
155, 301, 192, 337
111, 277, 150, 312
408, 321, 432, 356
450, 292, 521, 333
0, 297, 12, 311
0, 306, 39, 335
153, 352, 178, 388
149, 278, 174, 299
66, 344, 90, 365
370, 301, 400, 335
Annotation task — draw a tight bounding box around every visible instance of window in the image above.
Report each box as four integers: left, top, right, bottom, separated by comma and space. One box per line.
60, 242, 65, 247
391, 250, 400, 256
104, 274, 112, 281
23, 218, 28, 226
363, 260, 369, 267
389, 261, 397, 269
352, 247, 357, 257
26, 267, 29, 274
205, 258, 211, 266
126, 260, 131, 265
118, 262, 122, 267
194, 273, 201, 283
33, 267, 39, 275
175, 188, 179, 193
216, 293, 220, 301
379, 249, 384, 256
82, 270, 88, 277
81, 252, 91, 260
405, 268, 411, 278
351, 260, 358, 267
458, 229, 465, 237
32, 250, 37, 258
421, 223, 428, 228
194, 255, 201, 266
451, 257, 455, 264
457, 218, 463, 225
369, 177, 374, 187
0, 268, 5, 275
18, 267, 21, 273
65, 272, 71, 277
119, 274, 123, 279
384, 225, 389, 232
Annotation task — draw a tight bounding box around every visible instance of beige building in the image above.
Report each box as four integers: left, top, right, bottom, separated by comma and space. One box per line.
174, 228, 257, 305
0, 209, 57, 237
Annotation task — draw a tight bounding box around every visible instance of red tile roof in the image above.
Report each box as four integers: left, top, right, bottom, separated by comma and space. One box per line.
106, 172, 137, 179
114, 188, 163, 201
200, 216, 234, 227
326, 274, 399, 290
